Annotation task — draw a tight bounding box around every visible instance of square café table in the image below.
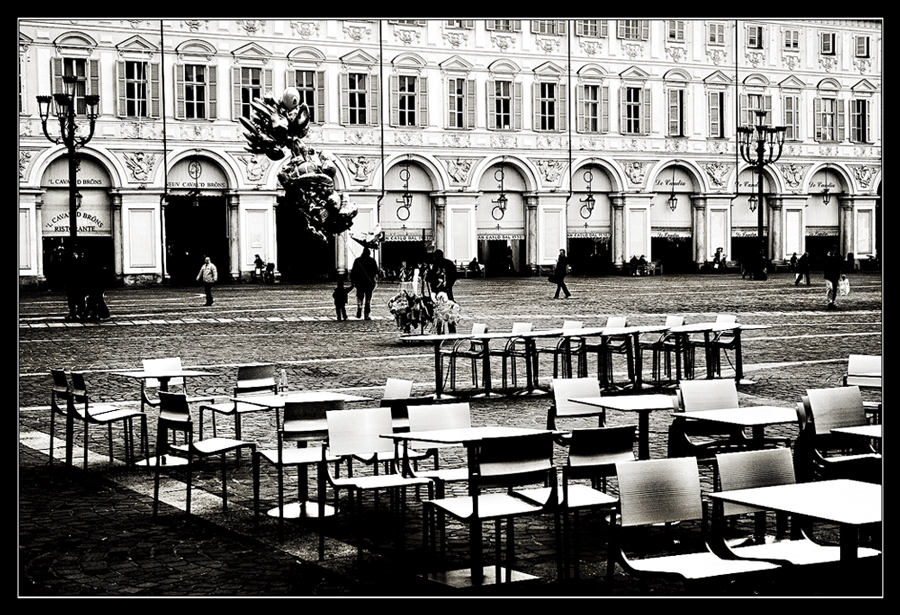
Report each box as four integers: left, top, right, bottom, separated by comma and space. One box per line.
569, 393, 676, 460
709, 479, 881, 563
674, 405, 798, 444
382, 425, 557, 588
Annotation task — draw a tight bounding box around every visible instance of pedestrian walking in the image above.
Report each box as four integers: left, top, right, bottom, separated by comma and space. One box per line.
196, 256, 218, 306
823, 245, 844, 309
350, 247, 378, 319
794, 251, 811, 286
427, 249, 458, 301
64, 251, 87, 322
84, 255, 110, 321
551, 249, 571, 298
332, 279, 354, 321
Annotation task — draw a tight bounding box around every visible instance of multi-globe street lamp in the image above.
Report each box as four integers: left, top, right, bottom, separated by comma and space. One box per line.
36, 74, 100, 253
737, 109, 786, 278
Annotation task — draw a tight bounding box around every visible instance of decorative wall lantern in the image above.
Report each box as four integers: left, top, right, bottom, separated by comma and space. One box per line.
396, 156, 412, 221
579, 169, 596, 219
667, 165, 678, 212
491, 162, 508, 220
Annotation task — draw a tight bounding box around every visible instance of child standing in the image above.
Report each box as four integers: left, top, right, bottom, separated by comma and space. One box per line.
332, 280, 354, 320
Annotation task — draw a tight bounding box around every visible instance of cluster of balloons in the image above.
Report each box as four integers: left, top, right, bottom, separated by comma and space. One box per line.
241, 87, 358, 240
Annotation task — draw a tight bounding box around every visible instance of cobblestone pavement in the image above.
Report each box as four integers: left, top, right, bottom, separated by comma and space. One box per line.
18, 271, 883, 597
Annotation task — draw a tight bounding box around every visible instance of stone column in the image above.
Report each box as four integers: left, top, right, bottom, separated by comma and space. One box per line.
768, 196, 784, 263
110, 192, 124, 284
691, 195, 707, 269
839, 196, 854, 258
227, 193, 240, 282
525, 194, 539, 275
432, 193, 447, 254
611, 194, 625, 272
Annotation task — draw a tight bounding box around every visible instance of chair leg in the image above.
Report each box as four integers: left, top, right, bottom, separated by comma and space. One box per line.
220, 452, 228, 512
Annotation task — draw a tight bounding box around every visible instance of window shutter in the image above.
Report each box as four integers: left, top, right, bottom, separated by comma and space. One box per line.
316, 71, 325, 124
531, 21, 540, 34
466, 78, 476, 129
865, 100, 871, 142
601, 85, 609, 133
389, 74, 399, 127
740, 93, 749, 126
617, 20, 625, 39
486, 79, 496, 129
600, 20, 608, 38
208, 65, 217, 119
175, 64, 185, 119
837, 98, 845, 141
576, 21, 585, 36
286, 69, 296, 88
512, 20, 521, 32
668, 89, 679, 136
150, 62, 160, 118
369, 72, 378, 126
764, 95, 773, 126
532, 82, 540, 130
339, 72, 349, 125
557, 20, 567, 36
87, 59, 99, 98
447, 78, 457, 127
709, 92, 719, 137
557, 82, 566, 132
486, 20, 496, 31
619, 86, 627, 133
641, 20, 649, 41
418, 75, 428, 127
264, 68, 273, 93
576, 84, 585, 133
642, 87, 651, 135
462, 20, 474, 29
513, 81, 523, 130
232, 67, 242, 121
51, 58, 63, 95
813, 97, 822, 140
116, 60, 126, 117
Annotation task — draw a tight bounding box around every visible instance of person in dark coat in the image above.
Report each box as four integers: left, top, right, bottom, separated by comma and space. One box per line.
629, 255, 639, 276
65, 251, 87, 322
553, 249, 571, 299
350, 247, 379, 319
331, 279, 354, 321
427, 249, 458, 301
823, 245, 844, 308
84, 256, 110, 321
794, 251, 811, 286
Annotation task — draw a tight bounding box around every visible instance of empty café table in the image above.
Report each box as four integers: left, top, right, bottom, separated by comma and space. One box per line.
674, 405, 797, 444
709, 479, 881, 563
569, 393, 675, 459
666, 323, 769, 384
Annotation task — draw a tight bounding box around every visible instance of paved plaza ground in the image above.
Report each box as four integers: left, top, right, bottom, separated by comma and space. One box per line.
18, 270, 883, 598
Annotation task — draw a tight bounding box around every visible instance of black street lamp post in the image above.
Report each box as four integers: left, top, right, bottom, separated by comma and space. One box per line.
36, 74, 100, 253
737, 109, 785, 279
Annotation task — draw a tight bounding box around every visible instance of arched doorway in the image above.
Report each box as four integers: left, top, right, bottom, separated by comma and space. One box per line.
165, 156, 229, 285
276, 196, 336, 283
477, 161, 526, 277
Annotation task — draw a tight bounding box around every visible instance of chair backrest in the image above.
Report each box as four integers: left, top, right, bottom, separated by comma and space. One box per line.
562, 320, 584, 331
715, 314, 737, 325
470, 323, 488, 336
234, 364, 277, 395
664, 315, 685, 328
551, 377, 604, 419
716, 448, 796, 516
407, 402, 472, 432
282, 399, 344, 441
806, 386, 868, 435
616, 457, 703, 527
678, 378, 739, 412
845, 354, 882, 387
384, 378, 414, 400
473, 432, 555, 490
605, 316, 627, 328
511, 322, 533, 335
158, 390, 192, 424
567, 425, 637, 474
326, 407, 395, 457
50, 368, 70, 401
143, 357, 184, 389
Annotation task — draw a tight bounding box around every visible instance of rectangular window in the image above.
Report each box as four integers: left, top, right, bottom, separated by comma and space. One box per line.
741, 93, 772, 127
708, 91, 725, 138
239, 67, 262, 120
348, 72, 367, 125
668, 89, 685, 137
487, 20, 519, 32
124, 60, 149, 117
821, 32, 836, 55
708, 23, 725, 45
783, 95, 799, 140
747, 25, 764, 49
624, 87, 642, 134
667, 20, 684, 42
583, 84, 600, 133
533, 20, 557, 35
448, 77, 473, 129
851, 99, 870, 143
494, 80, 512, 130
817, 97, 837, 141
445, 20, 473, 29
398, 75, 417, 127
184, 64, 207, 120
61, 58, 88, 115
538, 82, 556, 131
618, 19, 647, 41
576, 20, 606, 38
855, 35, 870, 58
784, 29, 800, 50
293, 70, 317, 122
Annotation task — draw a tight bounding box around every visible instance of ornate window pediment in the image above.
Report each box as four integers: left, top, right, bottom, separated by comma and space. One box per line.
53, 31, 97, 57
116, 35, 158, 58
779, 75, 806, 90
619, 66, 650, 81
439, 55, 474, 74
287, 46, 326, 67
340, 49, 378, 68
176, 39, 216, 61
703, 70, 733, 87
232, 42, 272, 66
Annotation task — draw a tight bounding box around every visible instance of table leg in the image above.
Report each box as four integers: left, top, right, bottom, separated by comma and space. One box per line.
481, 338, 493, 396
839, 524, 859, 562
631, 333, 643, 391
433, 341, 445, 398
638, 410, 650, 460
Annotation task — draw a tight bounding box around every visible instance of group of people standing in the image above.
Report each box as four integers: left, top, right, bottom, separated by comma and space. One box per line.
58, 249, 110, 322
